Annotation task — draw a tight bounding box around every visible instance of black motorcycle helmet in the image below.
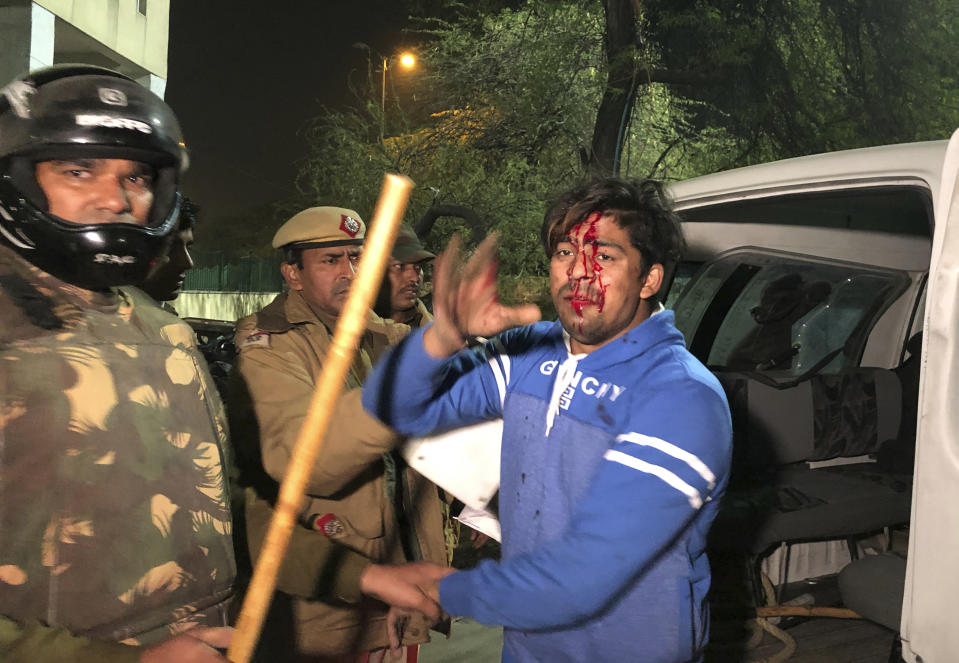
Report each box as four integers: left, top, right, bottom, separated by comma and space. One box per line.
0, 64, 188, 289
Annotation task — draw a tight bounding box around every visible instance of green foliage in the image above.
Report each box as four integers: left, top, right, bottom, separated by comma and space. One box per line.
642, 0, 959, 161
294, 2, 613, 283
286, 0, 959, 289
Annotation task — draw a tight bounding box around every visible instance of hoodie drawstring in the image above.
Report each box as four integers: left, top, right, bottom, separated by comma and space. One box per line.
545, 352, 585, 435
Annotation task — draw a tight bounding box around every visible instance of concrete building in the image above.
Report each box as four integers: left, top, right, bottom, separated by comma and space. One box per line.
0, 0, 169, 97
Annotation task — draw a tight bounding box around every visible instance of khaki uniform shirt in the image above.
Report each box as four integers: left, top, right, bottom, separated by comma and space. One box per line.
231, 290, 447, 657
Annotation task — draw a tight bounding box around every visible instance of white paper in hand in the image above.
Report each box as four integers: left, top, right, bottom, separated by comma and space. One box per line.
401, 419, 503, 512
455, 504, 501, 542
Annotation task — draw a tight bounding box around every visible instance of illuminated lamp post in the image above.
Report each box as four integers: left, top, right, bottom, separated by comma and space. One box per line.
380, 51, 416, 141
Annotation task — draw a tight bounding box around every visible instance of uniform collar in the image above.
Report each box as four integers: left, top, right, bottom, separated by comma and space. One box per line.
284, 288, 332, 326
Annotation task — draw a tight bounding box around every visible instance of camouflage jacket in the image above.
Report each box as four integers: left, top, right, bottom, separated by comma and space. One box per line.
0, 247, 235, 661
230, 290, 447, 657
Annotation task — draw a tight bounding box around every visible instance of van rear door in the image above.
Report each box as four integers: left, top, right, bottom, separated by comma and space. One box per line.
901, 128, 959, 663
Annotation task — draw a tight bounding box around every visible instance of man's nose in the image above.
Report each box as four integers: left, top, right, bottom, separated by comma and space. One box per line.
94, 176, 133, 215
174, 245, 195, 271
567, 250, 594, 279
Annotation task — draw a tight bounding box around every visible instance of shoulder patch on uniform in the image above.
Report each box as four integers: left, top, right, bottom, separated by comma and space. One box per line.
241, 331, 271, 350
312, 513, 346, 539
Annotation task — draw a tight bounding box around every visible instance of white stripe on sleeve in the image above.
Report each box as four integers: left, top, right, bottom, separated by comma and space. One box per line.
486, 339, 510, 408
604, 449, 704, 509
616, 432, 716, 489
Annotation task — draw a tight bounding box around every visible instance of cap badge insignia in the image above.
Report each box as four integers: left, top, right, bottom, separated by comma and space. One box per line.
340, 214, 360, 237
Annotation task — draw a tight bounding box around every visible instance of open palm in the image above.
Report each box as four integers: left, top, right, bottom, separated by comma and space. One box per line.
427, 233, 541, 356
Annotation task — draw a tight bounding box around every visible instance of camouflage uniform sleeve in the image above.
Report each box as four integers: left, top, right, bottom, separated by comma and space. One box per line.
232, 330, 403, 497
0, 617, 140, 663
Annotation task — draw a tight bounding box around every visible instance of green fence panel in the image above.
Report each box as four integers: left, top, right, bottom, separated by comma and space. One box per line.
184, 251, 284, 293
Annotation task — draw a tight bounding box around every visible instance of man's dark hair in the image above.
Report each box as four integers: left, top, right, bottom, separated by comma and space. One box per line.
541, 178, 686, 303
283, 246, 304, 269
178, 196, 200, 231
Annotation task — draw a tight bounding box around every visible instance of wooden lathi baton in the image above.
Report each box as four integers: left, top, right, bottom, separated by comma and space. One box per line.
227, 174, 414, 663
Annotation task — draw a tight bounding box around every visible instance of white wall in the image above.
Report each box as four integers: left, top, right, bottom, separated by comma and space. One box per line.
0, 2, 54, 84
175, 292, 282, 323
35, 0, 170, 78
1, 0, 169, 96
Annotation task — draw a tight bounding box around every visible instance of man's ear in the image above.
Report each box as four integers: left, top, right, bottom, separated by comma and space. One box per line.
641, 263, 664, 300
280, 262, 303, 291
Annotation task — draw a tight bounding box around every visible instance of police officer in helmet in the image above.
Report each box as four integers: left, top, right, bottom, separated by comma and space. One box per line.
0, 66, 234, 661
0, 65, 186, 288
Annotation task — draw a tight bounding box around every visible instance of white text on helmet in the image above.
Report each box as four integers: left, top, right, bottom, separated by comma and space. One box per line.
76, 114, 153, 134
94, 253, 137, 265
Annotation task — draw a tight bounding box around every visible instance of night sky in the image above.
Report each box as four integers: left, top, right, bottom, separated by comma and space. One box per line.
165, 1, 414, 220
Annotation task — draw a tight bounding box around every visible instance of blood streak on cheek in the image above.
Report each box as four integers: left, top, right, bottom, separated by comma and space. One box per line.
567, 214, 606, 316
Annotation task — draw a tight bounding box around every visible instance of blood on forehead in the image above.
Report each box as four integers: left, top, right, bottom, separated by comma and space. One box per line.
570, 212, 604, 243
566, 212, 609, 316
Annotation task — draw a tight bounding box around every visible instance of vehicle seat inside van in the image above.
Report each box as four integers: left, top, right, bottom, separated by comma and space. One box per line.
836, 332, 922, 636
838, 551, 907, 631
710, 366, 912, 558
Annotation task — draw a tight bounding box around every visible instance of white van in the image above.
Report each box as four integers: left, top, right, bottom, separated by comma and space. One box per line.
668, 130, 959, 663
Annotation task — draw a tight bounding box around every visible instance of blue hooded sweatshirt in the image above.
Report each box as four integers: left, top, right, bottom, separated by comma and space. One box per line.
363, 311, 732, 662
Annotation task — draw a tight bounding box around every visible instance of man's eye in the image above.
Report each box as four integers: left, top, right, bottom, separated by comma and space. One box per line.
128, 174, 153, 187
349, 254, 361, 262
554, 248, 573, 257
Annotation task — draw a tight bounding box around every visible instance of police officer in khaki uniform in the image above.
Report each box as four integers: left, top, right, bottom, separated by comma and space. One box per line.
384, 224, 435, 328
376, 227, 491, 559
230, 207, 448, 662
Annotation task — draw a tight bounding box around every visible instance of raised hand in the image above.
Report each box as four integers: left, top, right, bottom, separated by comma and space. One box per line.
425, 233, 541, 357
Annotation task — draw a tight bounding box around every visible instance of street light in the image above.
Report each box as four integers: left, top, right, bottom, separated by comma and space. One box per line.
380, 51, 416, 140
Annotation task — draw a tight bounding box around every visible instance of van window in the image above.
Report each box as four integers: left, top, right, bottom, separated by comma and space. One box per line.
663, 261, 701, 310
680, 187, 931, 237
674, 251, 908, 375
